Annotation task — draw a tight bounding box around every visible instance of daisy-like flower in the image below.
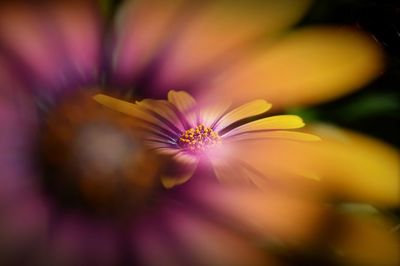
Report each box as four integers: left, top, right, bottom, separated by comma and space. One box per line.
0, 0, 399, 265
94, 90, 320, 188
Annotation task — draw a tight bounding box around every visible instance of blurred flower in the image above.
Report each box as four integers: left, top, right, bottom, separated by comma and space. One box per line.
0, 0, 398, 266
94, 90, 319, 188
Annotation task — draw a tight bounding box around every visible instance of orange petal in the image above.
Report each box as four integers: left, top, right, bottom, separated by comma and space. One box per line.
154, 0, 311, 91
191, 184, 326, 245
201, 27, 384, 109
332, 214, 400, 266
228, 124, 399, 207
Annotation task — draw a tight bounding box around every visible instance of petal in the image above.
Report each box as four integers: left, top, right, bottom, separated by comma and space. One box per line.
0, 2, 62, 87
221, 115, 304, 137
164, 205, 272, 265
0, 1, 101, 92
49, 214, 119, 266
189, 184, 326, 246
213, 99, 271, 132
144, 138, 176, 149
200, 27, 384, 108
0, 87, 39, 203
93, 94, 176, 139
332, 215, 400, 266
198, 100, 231, 128
167, 90, 197, 127
161, 153, 198, 188
112, 0, 185, 83
132, 218, 182, 266
46, 1, 102, 83
224, 130, 321, 142
93, 94, 158, 124
228, 124, 399, 207
152, 0, 311, 92
137, 99, 184, 132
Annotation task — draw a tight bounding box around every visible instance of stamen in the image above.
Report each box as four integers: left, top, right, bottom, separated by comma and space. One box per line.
178, 124, 220, 152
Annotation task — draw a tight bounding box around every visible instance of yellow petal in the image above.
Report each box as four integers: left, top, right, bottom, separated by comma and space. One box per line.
229, 124, 399, 207
154, 0, 311, 91
167, 90, 197, 127
192, 184, 325, 245
93, 94, 175, 138
332, 215, 400, 266
201, 26, 384, 109
224, 130, 321, 142
136, 99, 184, 132
214, 99, 272, 132
161, 153, 198, 189
222, 115, 304, 137
93, 94, 156, 122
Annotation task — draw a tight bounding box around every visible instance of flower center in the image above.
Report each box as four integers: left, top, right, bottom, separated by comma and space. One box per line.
38, 90, 163, 216
178, 124, 220, 152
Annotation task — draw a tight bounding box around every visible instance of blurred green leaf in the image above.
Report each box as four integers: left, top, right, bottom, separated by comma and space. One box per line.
334, 93, 400, 122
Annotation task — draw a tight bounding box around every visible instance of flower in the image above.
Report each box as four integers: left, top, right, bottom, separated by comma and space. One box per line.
94, 90, 320, 188
0, 0, 398, 265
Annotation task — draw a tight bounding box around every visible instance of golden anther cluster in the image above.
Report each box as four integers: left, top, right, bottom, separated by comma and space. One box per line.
178, 124, 220, 152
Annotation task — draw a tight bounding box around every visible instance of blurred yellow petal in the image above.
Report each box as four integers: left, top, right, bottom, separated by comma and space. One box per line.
154, 0, 311, 91
307, 124, 400, 206
202, 27, 384, 108
222, 115, 305, 137
229, 124, 399, 207
192, 184, 326, 246
214, 99, 271, 131
332, 214, 400, 266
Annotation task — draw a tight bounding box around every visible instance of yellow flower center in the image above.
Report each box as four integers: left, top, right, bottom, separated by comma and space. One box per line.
178, 124, 220, 152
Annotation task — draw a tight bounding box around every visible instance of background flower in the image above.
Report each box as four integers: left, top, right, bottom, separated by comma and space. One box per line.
0, 0, 398, 265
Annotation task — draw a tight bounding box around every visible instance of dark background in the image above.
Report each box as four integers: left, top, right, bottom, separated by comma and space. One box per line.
296, 0, 400, 147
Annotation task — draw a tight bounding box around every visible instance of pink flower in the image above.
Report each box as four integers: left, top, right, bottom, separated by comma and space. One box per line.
94, 90, 319, 188
0, 1, 398, 265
